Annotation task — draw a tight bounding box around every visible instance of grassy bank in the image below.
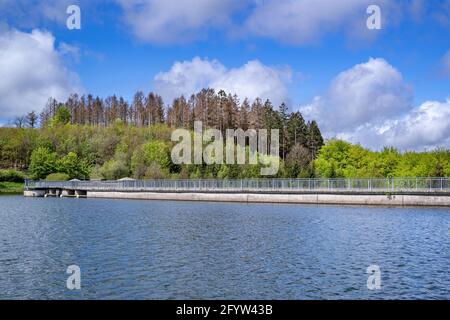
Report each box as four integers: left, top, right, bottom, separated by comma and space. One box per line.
0, 182, 24, 194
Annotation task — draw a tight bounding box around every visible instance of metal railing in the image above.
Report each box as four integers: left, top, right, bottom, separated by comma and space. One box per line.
25, 178, 450, 193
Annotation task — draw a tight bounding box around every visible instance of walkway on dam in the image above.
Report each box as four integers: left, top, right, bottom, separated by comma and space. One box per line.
25, 178, 450, 194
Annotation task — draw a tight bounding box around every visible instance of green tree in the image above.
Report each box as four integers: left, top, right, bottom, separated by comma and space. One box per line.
52, 106, 72, 125
306, 120, 324, 159
287, 112, 307, 150
29, 147, 58, 180
313, 139, 352, 178
278, 102, 289, 160
46, 173, 70, 181
142, 140, 171, 169
378, 147, 400, 178
262, 100, 281, 129
56, 152, 90, 180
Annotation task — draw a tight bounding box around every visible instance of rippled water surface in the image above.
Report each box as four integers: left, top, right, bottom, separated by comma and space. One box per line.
0, 196, 448, 299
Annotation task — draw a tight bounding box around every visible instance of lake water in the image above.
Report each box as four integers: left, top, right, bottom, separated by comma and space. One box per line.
0, 195, 448, 299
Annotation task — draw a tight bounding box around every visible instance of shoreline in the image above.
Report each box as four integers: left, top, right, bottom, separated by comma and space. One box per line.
0, 182, 24, 195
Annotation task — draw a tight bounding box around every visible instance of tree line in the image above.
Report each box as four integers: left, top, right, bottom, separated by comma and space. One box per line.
1, 123, 448, 181
2, 88, 325, 180
314, 140, 450, 178
5, 88, 447, 182
14, 88, 324, 162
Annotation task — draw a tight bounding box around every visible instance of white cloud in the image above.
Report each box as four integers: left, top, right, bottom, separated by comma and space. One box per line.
0, 29, 80, 119
115, 0, 396, 45
336, 100, 450, 150
154, 57, 291, 106
0, 0, 438, 46
244, 0, 397, 45
0, 1, 429, 46
300, 58, 450, 150
300, 58, 412, 132
58, 42, 81, 62
116, 0, 243, 44
328, 58, 412, 127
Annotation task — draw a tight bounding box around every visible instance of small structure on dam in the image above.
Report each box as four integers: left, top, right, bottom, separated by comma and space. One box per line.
24, 178, 450, 207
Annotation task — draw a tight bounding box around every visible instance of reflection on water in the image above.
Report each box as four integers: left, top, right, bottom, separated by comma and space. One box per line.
0, 196, 448, 299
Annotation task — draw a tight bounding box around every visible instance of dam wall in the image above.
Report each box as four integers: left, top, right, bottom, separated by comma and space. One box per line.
23, 178, 450, 207
85, 191, 450, 207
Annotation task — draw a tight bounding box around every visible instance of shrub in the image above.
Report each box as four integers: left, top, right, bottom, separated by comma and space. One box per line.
0, 169, 25, 183
131, 148, 147, 179
144, 162, 169, 179
89, 165, 103, 180
99, 152, 130, 180
46, 173, 70, 181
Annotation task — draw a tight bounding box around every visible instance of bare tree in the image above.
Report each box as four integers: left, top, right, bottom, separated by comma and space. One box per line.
14, 116, 26, 128
26, 111, 38, 128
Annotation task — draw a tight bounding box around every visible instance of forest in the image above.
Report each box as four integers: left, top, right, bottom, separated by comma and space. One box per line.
0, 88, 449, 187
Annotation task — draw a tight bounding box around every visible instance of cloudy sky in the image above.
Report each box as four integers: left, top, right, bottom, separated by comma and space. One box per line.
0, 0, 449, 150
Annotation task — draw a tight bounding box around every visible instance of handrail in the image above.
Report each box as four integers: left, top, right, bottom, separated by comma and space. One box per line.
24, 178, 450, 193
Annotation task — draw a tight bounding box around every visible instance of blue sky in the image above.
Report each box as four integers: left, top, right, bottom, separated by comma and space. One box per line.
0, 0, 449, 150
50, 1, 450, 104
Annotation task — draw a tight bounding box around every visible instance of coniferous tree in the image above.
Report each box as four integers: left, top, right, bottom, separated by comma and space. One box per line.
40, 98, 58, 127
79, 95, 87, 125
23, 88, 325, 161
66, 94, 79, 124
217, 90, 227, 132
93, 96, 104, 126
231, 94, 240, 129
132, 91, 145, 127
287, 111, 307, 149
278, 103, 289, 160
239, 98, 250, 130
204, 88, 217, 128
118, 97, 128, 123
249, 98, 263, 129
86, 94, 94, 125
306, 120, 324, 159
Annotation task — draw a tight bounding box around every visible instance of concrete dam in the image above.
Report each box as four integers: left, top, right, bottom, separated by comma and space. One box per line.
23, 178, 450, 207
